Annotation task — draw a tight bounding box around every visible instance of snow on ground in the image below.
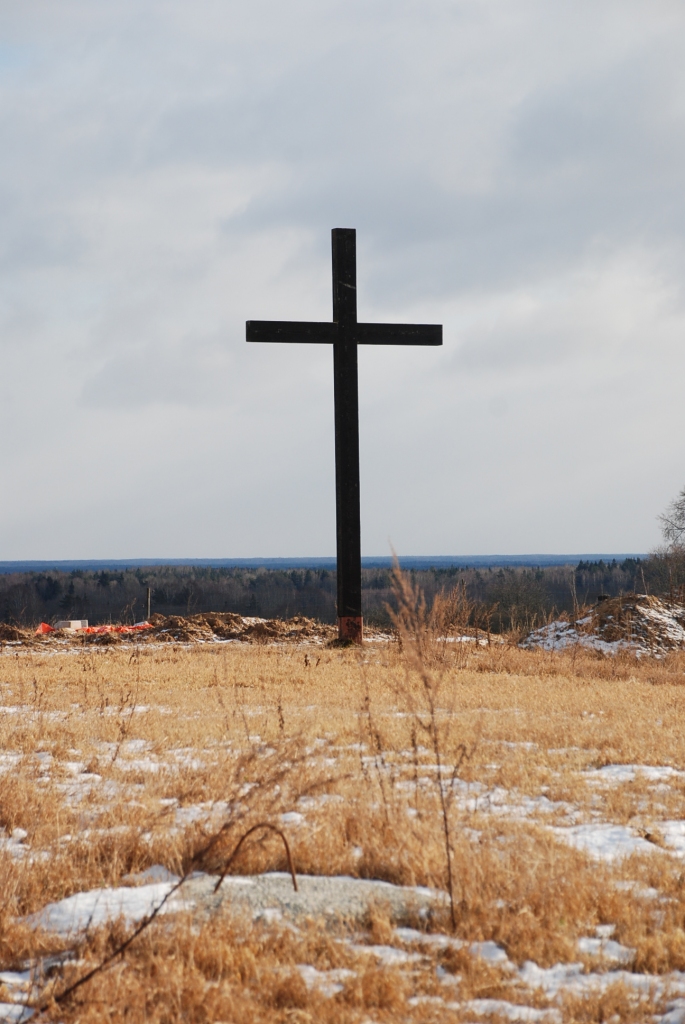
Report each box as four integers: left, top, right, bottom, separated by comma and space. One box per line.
17, 871, 685, 1022
0, 1004, 33, 1023
4, 703, 685, 1020
576, 935, 634, 963
27, 881, 189, 938
29, 872, 445, 937
464, 998, 559, 1021
584, 764, 685, 784
552, 818, 685, 862
5, 729, 685, 864
520, 619, 630, 654
552, 823, 658, 861
9, 828, 685, 1024
0, 829, 28, 859
297, 964, 356, 997
660, 821, 685, 857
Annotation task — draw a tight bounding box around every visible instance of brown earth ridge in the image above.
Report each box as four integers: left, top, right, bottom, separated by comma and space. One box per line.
0, 613, 378, 647
4, 593, 685, 655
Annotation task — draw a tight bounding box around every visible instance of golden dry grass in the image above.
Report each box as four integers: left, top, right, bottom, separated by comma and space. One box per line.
1, 632, 685, 1021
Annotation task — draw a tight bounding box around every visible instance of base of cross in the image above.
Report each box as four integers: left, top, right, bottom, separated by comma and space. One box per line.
338, 616, 363, 644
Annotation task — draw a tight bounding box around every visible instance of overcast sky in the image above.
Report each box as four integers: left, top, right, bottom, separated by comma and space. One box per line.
1, 0, 684, 559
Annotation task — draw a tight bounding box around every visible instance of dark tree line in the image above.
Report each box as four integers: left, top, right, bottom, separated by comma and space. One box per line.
0, 557, 659, 633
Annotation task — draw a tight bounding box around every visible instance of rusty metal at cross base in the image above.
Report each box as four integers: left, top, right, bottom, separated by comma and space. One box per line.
246, 229, 442, 643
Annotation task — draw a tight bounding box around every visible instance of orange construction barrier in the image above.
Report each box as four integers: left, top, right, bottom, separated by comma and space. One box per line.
35, 621, 153, 635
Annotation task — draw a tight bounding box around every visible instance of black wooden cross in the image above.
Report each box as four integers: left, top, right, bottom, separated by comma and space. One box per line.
247, 228, 442, 643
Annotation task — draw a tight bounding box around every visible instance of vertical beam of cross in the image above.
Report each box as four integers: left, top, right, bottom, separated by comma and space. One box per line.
246, 229, 442, 643
331, 229, 362, 641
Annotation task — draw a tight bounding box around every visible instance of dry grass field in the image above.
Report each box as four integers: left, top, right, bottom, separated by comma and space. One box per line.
2, 589, 685, 1021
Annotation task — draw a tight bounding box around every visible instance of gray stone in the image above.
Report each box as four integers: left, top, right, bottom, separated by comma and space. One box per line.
180, 871, 447, 926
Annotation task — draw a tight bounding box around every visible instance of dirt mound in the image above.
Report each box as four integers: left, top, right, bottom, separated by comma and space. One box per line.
0, 623, 29, 643
148, 613, 336, 645
152, 614, 217, 643
521, 593, 685, 656
4, 613, 359, 648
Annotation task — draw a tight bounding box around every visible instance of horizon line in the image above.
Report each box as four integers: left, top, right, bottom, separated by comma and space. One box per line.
0, 553, 648, 574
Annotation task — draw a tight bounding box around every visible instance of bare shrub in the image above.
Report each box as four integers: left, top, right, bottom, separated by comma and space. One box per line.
387, 562, 478, 929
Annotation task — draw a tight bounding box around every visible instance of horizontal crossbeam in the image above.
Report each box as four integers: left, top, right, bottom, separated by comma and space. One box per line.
246, 320, 442, 346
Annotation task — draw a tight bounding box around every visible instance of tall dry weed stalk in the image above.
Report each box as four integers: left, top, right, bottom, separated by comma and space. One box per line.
388, 562, 476, 930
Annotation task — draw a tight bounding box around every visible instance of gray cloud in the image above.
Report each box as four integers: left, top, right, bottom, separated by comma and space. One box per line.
1, 0, 684, 557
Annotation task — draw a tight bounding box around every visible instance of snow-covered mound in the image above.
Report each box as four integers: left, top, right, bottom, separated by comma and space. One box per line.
520, 594, 685, 656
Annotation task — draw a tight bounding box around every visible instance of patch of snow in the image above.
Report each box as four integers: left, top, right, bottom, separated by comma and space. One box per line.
27, 882, 190, 937
174, 804, 207, 826
121, 740, 150, 753
124, 865, 180, 884
436, 965, 462, 987
297, 964, 355, 998
395, 927, 463, 950
280, 811, 304, 826
171, 749, 204, 769
463, 787, 572, 819
662, 999, 685, 1024
470, 940, 512, 967
584, 764, 685, 784
577, 937, 634, 964
348, 943, 423, 966
0, 1004, 33, 1023
0, 829, 28, 859
172, 800, 230, 829
519, 960, 685, 1000
408, 994, 450, 1007
439, 635, 489, 646
0, 973, 30, 990
296, 793, 344, 810
0, 754, 21, 774
555, 819, 685, 862
0, 966, 34, 1023
466, 998, 560, 1021
254, 907, 283, 924
518, 960, 584, 995
519, 621, 628, 654
614, 880, 660, 899
521, 598, 685, 656
553, 823, 657, 861
116, 759, 161, 773
660, 821, 685, 858
499, 741, 537, 750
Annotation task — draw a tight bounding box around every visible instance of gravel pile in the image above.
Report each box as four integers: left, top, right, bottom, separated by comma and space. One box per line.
182, 871, 446, 926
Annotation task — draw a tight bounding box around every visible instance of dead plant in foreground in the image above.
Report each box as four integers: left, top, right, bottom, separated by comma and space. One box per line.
29, 821, 298, 1017
389, 563, 477, 930
12, 729, 338, 1018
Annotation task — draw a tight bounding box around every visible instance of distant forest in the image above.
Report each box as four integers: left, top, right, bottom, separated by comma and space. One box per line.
0, 555, 678, 633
